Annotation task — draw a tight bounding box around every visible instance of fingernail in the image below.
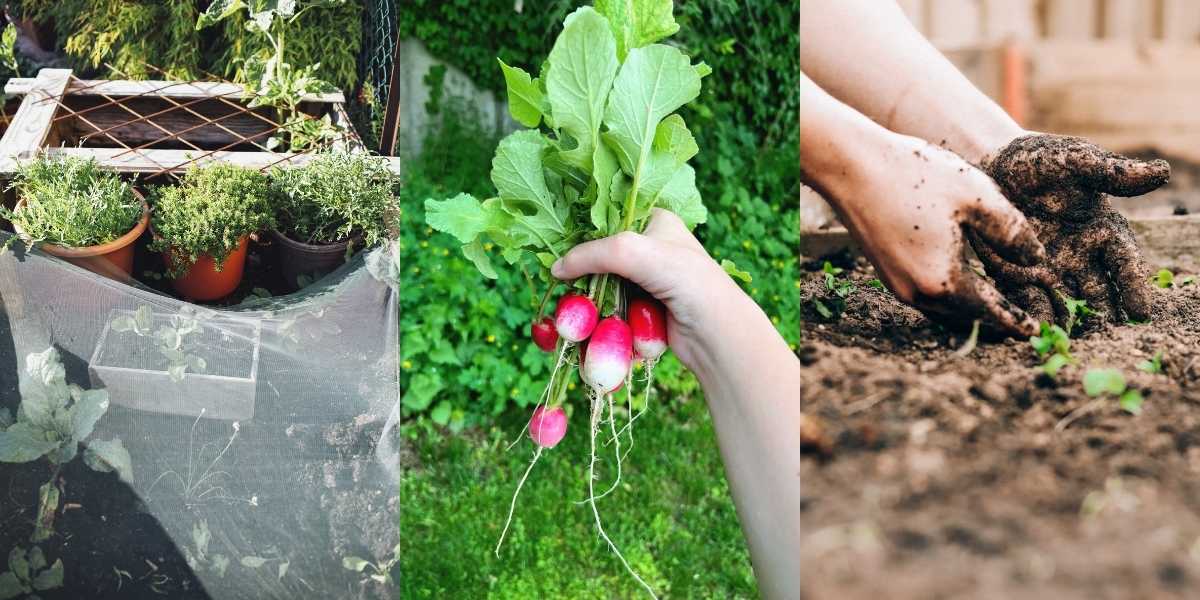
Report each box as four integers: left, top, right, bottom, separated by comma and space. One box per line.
551, 259, 564, 278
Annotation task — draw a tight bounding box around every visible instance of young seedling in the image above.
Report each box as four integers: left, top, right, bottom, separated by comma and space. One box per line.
1083, 368, 1144, 415
1059, 293, 1095, 335
813, 261, 856, 320
0, 348, 132, 542
110, 305, 208, 382
1152, 268, 1196, 289
1030, 322, 1073, 377
0, 546, 63, 599
1138, 351, 1164, 375
342, 544, 400, 586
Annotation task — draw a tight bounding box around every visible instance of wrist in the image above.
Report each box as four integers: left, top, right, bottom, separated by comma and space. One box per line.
688, 281, 789, 397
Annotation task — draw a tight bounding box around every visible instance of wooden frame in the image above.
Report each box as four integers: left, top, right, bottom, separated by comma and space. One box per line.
0, 69, 402, 176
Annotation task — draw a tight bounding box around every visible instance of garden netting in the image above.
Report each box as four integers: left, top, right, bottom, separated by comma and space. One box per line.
0, 232, 400, 599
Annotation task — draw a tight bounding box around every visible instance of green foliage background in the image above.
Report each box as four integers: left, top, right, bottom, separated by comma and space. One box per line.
10, 0, 361, 90
399, 0, 798, 425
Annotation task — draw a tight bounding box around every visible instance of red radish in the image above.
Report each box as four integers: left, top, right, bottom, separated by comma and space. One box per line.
554, 293, 598, 342
530, 317, 558, 352
579, 343, 620, 391
629, 297, 667, 363
582, 316, 632, 393
528, 405, 567, 448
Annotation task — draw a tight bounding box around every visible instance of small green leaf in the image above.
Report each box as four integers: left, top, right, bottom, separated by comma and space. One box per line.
84, 438, 133, 483
30, 559, 62, 591
461, 240, 498, 280
430, 401, 452, 426
196, 0, 246, 29
8, 548, 28, 582
0, 422, 58, 463
0, 571, 24, 600
240, 556, 268, 569
1042, 353, 1070, 378
342, 556, 370, 572
498, 59, 545, 128
866, 279, 885, 290
1083, 368, 1126, 397
277, 560, 289, 580
1137, 352, 1163, 375
1153, 268, 1174, 288
1119, 389, 1144, 414
402, 374, 443, 412
721, 259, 752, 283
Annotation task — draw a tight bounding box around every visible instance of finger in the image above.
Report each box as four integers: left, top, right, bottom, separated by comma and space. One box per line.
1102, 230, 1154, 322
962, 187, 1046, 267
959, 272, 1040, 337
985, 134, 1169, 197
1009, 285, 1055, 325
1085, 152, 1170, 197
643, 208, 705, 253
1073, 265, 1117, 322
551, 230, 677, 298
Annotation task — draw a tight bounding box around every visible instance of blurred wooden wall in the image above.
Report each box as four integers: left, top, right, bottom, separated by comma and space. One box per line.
897, 0, 1200, 45
801, 0, 1200, 231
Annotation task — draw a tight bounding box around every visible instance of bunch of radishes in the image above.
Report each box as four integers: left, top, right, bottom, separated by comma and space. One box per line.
526, 291, 668, 448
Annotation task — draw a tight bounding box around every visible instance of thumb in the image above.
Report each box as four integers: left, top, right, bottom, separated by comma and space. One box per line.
963, 188, 1046, 267
551, 231, 675, 298
1086, 152, 1170, 197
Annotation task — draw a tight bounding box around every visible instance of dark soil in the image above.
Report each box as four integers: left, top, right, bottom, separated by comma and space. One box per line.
801, 257, 1200, 600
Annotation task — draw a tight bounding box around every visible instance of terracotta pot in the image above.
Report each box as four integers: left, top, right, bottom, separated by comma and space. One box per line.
270, 229, 352, 290
12, 190, 149, 280
163, 235, 251, 301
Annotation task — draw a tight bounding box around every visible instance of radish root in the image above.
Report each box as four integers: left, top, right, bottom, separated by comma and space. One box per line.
586, 388, 658, 599
495, 446, 544, 556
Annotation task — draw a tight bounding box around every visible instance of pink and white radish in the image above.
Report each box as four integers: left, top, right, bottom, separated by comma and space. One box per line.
554, 293, 598, 342
582, 316, 633, 394
528, 405, 567, 448
530, 316, 558, 352
628, 297, 667, 364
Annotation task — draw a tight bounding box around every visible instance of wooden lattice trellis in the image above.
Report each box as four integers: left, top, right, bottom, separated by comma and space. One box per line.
0, 67, 402, 178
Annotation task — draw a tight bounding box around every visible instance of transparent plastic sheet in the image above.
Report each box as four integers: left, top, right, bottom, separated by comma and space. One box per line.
0, 232, 400, 599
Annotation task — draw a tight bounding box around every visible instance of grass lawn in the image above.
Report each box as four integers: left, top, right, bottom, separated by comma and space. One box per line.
398, 395, 758, 598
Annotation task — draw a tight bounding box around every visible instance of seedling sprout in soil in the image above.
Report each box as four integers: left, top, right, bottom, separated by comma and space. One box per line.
0, 348, 132, 543
812, 261, 856, 320
1152, 268, 1196, 289
423, 2, 726, 596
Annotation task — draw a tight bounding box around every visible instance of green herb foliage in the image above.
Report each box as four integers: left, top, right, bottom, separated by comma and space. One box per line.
149, 164, 272, 277
270, 152, 398, 247
2, 156, 140, 247
14, 0, 357, 89
196, 0, 345, 152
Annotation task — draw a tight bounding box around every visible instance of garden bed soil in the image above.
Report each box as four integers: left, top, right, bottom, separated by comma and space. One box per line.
801, 257, 1200, 600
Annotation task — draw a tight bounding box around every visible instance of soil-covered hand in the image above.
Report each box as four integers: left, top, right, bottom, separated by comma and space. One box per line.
975, 134, 1170, 325
820, 133, 1046, 336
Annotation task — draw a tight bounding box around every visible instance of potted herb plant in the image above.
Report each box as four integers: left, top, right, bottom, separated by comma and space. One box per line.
1, 155, 147, 278
269, 151, 397, 289
149, 164, 272, 301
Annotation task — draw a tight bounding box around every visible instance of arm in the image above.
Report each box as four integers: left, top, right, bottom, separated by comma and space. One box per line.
551, 209, 800, 600
800, 72, 1042, 335
800, 1, 1171, 326
798, 0, 1021, 163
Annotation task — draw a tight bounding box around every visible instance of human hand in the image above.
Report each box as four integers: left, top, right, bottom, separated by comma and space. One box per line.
550, 208, 783, 387
974, 134, 1170, 324
825, 132, 1046, 336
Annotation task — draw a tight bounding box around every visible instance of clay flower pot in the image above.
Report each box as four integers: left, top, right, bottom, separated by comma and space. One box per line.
269, 229, 354, 290
160, 235, 251, 301
12, 189, 150, 280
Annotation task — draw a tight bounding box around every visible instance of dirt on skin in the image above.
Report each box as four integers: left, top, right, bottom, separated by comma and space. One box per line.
801, 257, 1200, 600
975, 134, 1171, 326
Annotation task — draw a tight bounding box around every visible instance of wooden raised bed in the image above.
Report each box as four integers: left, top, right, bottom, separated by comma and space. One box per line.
0, 68, 402, 176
